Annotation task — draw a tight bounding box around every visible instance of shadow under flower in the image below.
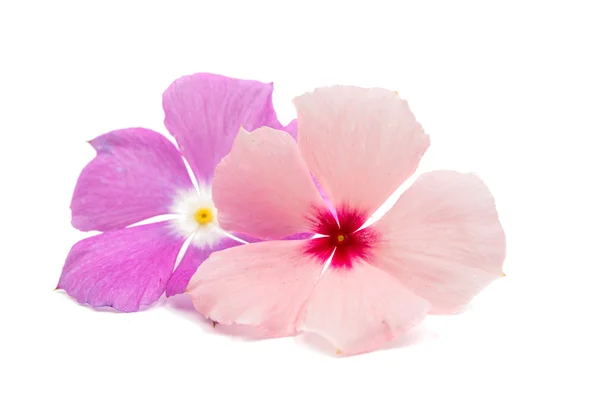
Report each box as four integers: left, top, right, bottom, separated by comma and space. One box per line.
165, 294, 439, 354
163, 294, 278, 341
295, 322, 439, 358
54, 288, 155, 314
58, 289, 439, 356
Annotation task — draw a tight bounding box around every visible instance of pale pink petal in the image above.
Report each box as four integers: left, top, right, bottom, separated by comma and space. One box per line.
299, 262, 430, 356
294, 86, 430, 217
187, 240, 323, 336
372, 171, 506, 314
71, 128, 194, 232
164, 237, 241, 298
212, 127, 325, 239
57, 222, 184, 312
163, 73, 294, 183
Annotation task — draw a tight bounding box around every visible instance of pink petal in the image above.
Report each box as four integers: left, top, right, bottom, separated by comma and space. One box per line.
71, 128, 194, 232
299, 262, 430, 356
163, 73, 294, 183
187, 240, 323, 336
372, 171, 506, 314
294, 86, 430, 217
213, 127, 325, 239
57, 222, 184, 312
165, 237, 241, 298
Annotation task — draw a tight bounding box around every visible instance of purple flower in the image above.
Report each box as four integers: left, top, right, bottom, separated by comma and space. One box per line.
57, 73, 298, 312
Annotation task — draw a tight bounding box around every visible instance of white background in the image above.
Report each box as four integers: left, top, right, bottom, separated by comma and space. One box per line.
1, 1, 599, 398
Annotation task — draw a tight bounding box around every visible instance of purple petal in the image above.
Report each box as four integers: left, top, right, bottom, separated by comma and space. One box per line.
57, 221, 185, 312
166, 231, 313, 298
165, 237, 241, 297
229, 231, 313, 243
162, 73, 293, 183
229, 232, 262, 243
71, 128, 194, 232
284, 232, 314, 240
311, 174, 335, 217
281, 119, 298, 140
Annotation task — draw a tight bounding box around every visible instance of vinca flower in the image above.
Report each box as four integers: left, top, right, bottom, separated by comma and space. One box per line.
57, 73, 298, 312
187, 86, 506, 355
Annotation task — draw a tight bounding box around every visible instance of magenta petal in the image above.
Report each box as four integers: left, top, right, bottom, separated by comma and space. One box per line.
57, 222, 184, 312
71, 128, 194, 232
230, 231, 312, 243
281, 119, 298, 140
163, 73, 292, 183
283, 232, 314, 240
165, 237, 241, 297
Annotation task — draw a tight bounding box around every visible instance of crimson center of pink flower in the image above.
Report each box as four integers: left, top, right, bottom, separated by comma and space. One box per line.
305, 206, 380, 269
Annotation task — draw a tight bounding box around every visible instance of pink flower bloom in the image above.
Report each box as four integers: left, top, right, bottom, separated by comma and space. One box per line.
57, 73, 299, 312
187, 86, 507, 355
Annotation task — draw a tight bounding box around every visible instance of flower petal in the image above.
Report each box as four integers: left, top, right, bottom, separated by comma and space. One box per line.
281, 119, 299, 140
299, 262, 430, 356
372, 171, 506, 314
213, 127, 325, 239
57, 221, 184, 312
163, 73, 293, 183
165, 237, 241, 298
187, 240, 323, 336
71, 128, 194, 232
294, 86, 430, 217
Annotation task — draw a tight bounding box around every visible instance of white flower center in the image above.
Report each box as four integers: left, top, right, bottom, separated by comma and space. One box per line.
169, 186, 222, 249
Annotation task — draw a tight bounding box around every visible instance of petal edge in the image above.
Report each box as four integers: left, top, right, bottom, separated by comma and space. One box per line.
372, 170, 506, 314
187, 240, 323, 336
213, 127, 325, 239
58, 222, 184, 312
299, 262, 430, 355
71, 128, 193, 232
295, 86, 430, 217
163, 73, 293, 183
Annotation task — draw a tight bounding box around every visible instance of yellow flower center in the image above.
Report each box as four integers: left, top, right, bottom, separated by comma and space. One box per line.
336, 234, 346, 243
194, 207, 213, 225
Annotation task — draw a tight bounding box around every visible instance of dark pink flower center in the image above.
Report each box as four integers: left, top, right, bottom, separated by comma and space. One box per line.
305, 206, 380, 269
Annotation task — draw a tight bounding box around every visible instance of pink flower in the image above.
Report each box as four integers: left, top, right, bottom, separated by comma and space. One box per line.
57, 73, 299, 312
187, 86, 506, 355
